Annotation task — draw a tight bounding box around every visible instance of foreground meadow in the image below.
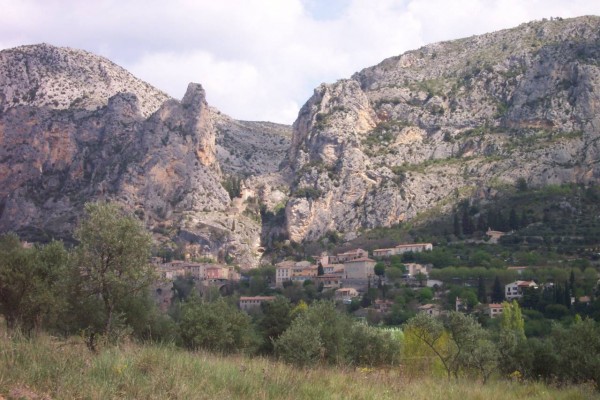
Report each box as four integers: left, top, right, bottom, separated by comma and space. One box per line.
0, 331, 597, 400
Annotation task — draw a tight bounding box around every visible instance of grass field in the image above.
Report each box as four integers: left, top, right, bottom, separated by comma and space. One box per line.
1, 330, 598, 400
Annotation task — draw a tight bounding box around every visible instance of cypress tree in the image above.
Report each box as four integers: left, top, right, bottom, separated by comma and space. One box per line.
453, 213, 462, 237
509, 208, 519, 230
477, 275, 487, 303
491, 276, 504, 303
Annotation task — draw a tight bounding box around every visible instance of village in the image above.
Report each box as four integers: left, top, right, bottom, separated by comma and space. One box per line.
152, 238, 597, 325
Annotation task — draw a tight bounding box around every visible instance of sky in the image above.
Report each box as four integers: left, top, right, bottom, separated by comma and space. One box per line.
1, 0, 599, 124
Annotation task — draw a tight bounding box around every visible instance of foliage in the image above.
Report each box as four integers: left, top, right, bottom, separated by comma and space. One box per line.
275, 301, 400, 367
4, 329, 598, 400
179, 297, 258, 354
69, 202, 156, 349
257, 297, 293, 354
405, 312, 498, 381
222, 175, 242, 200
0, 235, 69, 333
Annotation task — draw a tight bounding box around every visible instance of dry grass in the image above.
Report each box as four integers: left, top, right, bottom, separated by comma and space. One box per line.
0, 330, 598, 400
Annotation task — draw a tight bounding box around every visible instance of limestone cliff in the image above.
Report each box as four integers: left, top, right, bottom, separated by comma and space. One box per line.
0, 44, 288, 268
0, 43, 169, 117
285, 16, 600, 242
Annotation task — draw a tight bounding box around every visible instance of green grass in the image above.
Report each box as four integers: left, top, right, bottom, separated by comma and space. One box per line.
0, 331, 598, 400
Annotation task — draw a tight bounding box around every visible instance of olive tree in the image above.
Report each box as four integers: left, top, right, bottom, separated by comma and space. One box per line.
0, 234, 69, 334
70, 202, 155, 349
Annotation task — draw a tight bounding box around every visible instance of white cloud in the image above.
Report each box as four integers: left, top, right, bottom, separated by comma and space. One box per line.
1, 0, 600, 123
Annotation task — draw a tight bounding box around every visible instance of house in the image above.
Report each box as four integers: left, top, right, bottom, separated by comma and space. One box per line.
325, 248, 369, 264
314, 274, 343, 289
486, 228, 507, 244
505, 280, 538, 300
335, 288, 359, 304
373, 299, 394, 313
418, 303, 441, 317
343, 258, 376, 280
276, 260, 320, 287
239, 296, 276, 312
373, 243, 433, 258
486, 303, 504, 318
291, 267, 318, 283
404, 263, 432, 278
323, 263, 345, 274
275, 260, 295, 287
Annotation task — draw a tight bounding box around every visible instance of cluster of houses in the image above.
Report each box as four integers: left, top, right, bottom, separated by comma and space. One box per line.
242, 243, 434, 311
152, 257, 240, 283
419, 280, 540, 319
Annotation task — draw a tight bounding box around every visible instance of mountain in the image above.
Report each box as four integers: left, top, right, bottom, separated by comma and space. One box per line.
0, 43, 170, 117
0, 44, 291, 268
1, 16, 600, 264
283, 16, 600, 243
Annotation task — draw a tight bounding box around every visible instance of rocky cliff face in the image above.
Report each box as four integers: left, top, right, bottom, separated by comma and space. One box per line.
3, 16, 600, 260
0, 44, 170, 117
0, 44, 290, 268
285, 16, 600, 242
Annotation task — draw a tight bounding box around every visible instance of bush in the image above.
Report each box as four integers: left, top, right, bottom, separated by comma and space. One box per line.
179, 298, 258, 354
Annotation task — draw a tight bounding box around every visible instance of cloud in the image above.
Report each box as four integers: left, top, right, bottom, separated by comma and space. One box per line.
1, 0, 600, 123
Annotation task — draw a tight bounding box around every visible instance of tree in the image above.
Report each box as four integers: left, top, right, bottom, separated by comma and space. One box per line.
317, 262, 324, 276
418, 287, 434, 303
374, 262, 386, 277
491, 276, 504, 303
257, 297, 293, 354
498, 300, 526, 374
179, 297, 257, 354
0, 235, 69, 333
275, 300, 352, 365
405, 312, 498, 381
509, 208, 519, 230
453, 213, 462, 237
477, 275, 487, 304
70, 202, 155, 349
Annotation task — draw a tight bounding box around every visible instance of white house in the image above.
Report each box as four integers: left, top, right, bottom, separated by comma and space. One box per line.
373, 243, 433, 258
486, 303, 504, 318
505, 280, 538, 300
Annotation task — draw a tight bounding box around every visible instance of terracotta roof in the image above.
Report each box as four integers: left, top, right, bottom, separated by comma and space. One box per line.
488, 303, 503, 308
516, 280, 537, 287
345, 257, 375, 263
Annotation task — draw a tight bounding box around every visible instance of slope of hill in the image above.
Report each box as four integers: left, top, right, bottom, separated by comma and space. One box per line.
1, 332, 598, 400
283, 16, 600, 243
0, 44, 292, 268
0, 43, 170, 117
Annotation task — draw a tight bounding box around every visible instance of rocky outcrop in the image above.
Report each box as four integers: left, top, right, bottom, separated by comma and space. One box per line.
213, 113, 292, 176
285, 16, 600, 242
0, 44, 170, 117
0, 45, 286, 268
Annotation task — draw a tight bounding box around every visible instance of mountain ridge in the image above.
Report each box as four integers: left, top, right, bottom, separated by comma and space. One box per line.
1, 16, 600, 264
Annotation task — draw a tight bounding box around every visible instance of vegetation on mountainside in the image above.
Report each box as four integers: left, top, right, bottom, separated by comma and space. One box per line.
2, 198, 600, 397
